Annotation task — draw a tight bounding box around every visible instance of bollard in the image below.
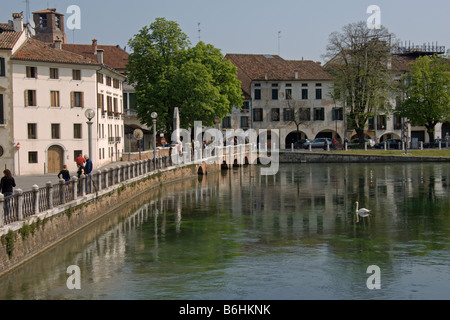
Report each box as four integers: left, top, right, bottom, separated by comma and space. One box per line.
420, 141, 423, 150
364, 142, 367, 151
309, 144, 312, 151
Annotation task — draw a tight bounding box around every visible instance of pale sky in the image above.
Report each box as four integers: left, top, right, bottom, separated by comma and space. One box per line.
1, 0, 449, 62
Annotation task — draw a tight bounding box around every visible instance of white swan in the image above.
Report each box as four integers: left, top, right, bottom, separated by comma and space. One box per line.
355, 201, 371, 222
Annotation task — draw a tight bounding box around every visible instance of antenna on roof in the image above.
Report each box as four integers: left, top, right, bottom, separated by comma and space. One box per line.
198, 22, 201, 43
278, 31, 281, 55
24, 0, 30, 24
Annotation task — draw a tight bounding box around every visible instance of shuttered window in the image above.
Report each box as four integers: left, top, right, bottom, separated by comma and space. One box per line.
71, 91, 84, 108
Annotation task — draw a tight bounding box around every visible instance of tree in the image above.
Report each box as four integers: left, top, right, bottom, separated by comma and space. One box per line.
324, 21, 395, 144
127, 18, 243, 135
397, 55, 450, 143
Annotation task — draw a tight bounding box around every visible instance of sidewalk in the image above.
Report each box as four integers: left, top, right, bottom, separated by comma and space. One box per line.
12, 160, 129, 192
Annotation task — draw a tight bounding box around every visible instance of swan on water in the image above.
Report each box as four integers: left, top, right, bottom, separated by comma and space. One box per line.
355, 201, 371, 222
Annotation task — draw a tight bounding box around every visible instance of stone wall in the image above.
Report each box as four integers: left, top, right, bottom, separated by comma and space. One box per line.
280, 151, 450, 163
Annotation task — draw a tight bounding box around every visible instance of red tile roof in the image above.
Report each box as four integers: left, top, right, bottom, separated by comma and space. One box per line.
225, 53, 332, 99
11, 38, 100, 66
0, 30, 22, 49
62, 43, 129, 71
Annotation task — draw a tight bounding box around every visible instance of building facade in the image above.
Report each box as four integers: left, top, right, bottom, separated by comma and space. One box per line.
225, 54, 343, 149
0, 13, 28, 172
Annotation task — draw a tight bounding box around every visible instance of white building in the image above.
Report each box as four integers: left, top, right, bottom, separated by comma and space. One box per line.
0, 13, 28, 173
2, 9, 126, 175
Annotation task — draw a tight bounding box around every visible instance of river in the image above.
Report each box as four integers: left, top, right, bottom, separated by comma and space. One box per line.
0, 163, 449, 300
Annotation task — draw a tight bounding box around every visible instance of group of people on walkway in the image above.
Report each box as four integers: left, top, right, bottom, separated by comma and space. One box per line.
57, 154, 92, 191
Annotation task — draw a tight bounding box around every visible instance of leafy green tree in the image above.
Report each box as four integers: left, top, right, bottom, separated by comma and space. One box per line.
324, 21, 395, 144
397, 55, 450, 143
127, 18, 243, 135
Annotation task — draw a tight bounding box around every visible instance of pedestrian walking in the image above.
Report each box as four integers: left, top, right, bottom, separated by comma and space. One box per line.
0, 169, 16, 216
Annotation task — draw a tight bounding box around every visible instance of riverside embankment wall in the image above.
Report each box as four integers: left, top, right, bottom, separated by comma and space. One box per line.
280, 151, 450, 163
0, 162, 219, 277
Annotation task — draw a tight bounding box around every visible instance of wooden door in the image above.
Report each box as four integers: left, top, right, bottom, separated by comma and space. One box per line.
48, 145, 63, 173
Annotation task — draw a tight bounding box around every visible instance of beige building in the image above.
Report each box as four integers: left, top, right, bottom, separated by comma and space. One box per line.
225, 54, 343, 149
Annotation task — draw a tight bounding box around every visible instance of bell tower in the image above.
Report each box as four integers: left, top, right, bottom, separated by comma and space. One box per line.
32, 8, 67, 43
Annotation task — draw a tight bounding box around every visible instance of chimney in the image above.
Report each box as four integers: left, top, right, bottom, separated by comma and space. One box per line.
294, 71, 298, 79
96, 49, 104, 64
92, 39, 98, 54
54, 39, 62, 49
12, 12, 23, 32
264, 72, 268, 80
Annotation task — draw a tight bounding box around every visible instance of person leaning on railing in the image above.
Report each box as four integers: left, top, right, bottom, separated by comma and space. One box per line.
0, 169, 16, 216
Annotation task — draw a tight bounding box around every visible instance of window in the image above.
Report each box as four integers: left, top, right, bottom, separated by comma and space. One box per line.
285, 88, 292, 100
25, 90, 37, 106
315, 88, 322, 100
299, 108, 311, 121
49, 68, 59, 79
332, 108, 343, 121
107, 96, 112, 115
113, 97, 118, 113
283, 108, 295, 121
222, 117, 231, 129
377, 115, 386, 130
28, 151, 38, 164
27, 123, 37, 139
254, 89, 261, 100
74, 123, 82, 139
314, 108, 325, 121
253, 108, 263, 122
242, 101, 250, 111
98, 93, 104, 115
240, 116, 249, 128
72, 69, 81, 80
368, 117, 375, 130
302, 89, 308, 100
394, 115, 402, 130
271, 108, 280, 121
113, 79, 120, 89
74, 150, 83, 162
26, 66, 37, 78
0, 94, 3, 125
38, 14, 47, 28
0, 58, 5, 77
272, 88, 279, 100
50, 91, 60, 107
106, 76, 112, 86
71, 91, 84, 108
51, 123, 60, 139
97, 73, 104, 84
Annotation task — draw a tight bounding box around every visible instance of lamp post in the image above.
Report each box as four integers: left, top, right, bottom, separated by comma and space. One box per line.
84, 108, 95, 160
151, 112, 158, 160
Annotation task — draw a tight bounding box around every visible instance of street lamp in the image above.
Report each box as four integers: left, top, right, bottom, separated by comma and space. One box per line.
151, 112, 158, 160
84, 108, 95, 160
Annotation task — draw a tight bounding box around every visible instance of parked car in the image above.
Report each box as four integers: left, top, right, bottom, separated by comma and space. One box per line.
294, 139, 310, 149
347, 139, 375, 149
374, 139, 402, 149
424, 139, 448, 148
303, 138, 332, 150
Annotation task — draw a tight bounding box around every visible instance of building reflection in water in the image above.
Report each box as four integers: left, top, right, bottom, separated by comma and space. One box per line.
0, 163, 448, 299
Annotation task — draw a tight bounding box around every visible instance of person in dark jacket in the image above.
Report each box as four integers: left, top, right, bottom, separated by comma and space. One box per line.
58, 165, 71, 183
0, 169, 16, 216
83, 155, 93, 192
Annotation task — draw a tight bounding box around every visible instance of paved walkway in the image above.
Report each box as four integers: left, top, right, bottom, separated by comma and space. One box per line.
12, 160, 130, 192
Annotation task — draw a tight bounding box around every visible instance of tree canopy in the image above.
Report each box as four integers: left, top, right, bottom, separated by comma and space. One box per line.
127, 18, 243, 135
324, 21, 395, 143
396, 55, 450, 142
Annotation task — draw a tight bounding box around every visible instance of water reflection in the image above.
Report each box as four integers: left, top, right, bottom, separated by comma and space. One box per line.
0, 163, 449, 299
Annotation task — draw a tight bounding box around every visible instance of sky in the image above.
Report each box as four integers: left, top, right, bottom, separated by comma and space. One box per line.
1, 0, 449, 63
